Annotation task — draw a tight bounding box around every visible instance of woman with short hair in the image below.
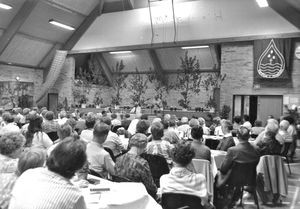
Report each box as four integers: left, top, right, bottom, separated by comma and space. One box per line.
17, 148, 46, 175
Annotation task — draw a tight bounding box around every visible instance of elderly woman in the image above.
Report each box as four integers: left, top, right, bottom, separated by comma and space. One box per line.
159, 142, 210, 207
24, 115, 53, 150
42, 111, 59, 134
17, 148, 46, 175
9, 137, 87, 209
0, 132, 25, 209
190, 126, 211, 162
115, 133, 157, 198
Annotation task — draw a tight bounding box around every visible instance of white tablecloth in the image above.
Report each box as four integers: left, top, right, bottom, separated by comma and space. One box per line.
210, 150, 227, 177
81, 175, 162, 209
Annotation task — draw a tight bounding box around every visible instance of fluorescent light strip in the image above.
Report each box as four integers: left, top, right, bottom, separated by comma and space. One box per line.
109, 51, 132, 54
256, 0, 268, 7
49, 19, 75, 31
0, 3, 12, 10
181, 45, 209, 49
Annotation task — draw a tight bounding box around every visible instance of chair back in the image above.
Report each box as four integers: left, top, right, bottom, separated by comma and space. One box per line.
47, 131, 58, 142
140, 153, 169, 187
192, 159, 213, 195
227, 161, 259, 187
281, 142, 292, 156
111, 175, 132, 183
161, 193, 204, 209
103, 147, 116, 162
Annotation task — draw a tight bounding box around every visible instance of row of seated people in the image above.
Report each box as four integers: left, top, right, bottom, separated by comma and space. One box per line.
0, 108, 295, 209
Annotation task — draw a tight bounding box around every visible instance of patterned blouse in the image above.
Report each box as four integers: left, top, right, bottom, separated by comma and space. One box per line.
115, 153, 157, 198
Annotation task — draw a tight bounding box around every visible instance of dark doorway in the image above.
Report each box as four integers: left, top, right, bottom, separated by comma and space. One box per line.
249, 96, 258, 125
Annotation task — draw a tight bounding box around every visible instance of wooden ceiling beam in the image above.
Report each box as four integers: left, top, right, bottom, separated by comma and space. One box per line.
0, 0, 39, 56
148, 49, 167, 84
269, 0, 300, 30
44, 0, 86, 18
93, 53, 114, 87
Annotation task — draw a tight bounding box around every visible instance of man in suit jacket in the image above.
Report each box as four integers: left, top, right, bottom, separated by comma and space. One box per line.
220, 125, 260, 175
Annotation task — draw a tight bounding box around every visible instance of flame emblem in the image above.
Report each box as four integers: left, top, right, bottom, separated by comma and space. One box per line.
257, 39, 285, 78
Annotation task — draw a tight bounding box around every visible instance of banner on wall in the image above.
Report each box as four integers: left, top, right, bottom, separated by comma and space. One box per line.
254, 38, 292, 82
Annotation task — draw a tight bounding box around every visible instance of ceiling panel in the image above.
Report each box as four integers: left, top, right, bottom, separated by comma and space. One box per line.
0, 0, 26, 28
19, 1, 85, 43
0, 34, 53, 66
156, 47, 215, 70
49, 0, 100, 15
102, 50, 154, 72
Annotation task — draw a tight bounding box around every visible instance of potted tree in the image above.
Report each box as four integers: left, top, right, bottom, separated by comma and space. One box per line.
79, 94, 88, 108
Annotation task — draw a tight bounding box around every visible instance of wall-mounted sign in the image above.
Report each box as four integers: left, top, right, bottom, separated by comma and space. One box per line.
295, 45, 300, 59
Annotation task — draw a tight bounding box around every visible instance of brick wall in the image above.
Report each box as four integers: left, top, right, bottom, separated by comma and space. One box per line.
0, 65, 43, 106
220, 41, 300, 115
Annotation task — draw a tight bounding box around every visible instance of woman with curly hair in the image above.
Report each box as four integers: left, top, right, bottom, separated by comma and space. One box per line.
0, 132, 25, 209
159, 142, 210, 207
24, 115, 53, 150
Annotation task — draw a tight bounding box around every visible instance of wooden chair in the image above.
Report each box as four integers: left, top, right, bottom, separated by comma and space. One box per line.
226, 161, 260, 209
281, 142, 292, 174
161, 193, 204, 209
140, 153, 169, 187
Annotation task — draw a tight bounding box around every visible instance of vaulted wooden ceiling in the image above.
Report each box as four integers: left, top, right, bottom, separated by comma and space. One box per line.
0, 0, 299, 72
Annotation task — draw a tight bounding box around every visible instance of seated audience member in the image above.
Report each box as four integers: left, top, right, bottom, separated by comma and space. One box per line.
1, 112, 20, 133
185, 118, 200, 140
254, 118, 284, 146
42, 111, 59, 134
121, 113, 131, 130
9, 137, 87, 209
111, 113, 121, 127
284, 115, 298, 159
127, 113, 142, 135
66, 118, 79, 136
278, 120, 293, 143
57, 110, 68, 125
162, 119, 180, 144
47, 123, 72, 156
216, 120, 235, 151
17, 148, 46, 175
24, 115, 53, 150
256, 122, 282, 156
198, 117, 210, 135
177, 117, 190, 139
147, 122, 173, 164
102, 117, 125, 156
251, 120, 265, 137
136, 120, 150, 135
190, 126, 211, 162
232, 116, 242, 132
213, 117, 223, 136
75, 112, 86, 135
80, 114, 96, 143
86, 123, 115, 179
215, 126, 260, 208
115, 133, 157, 198
159, 142, 210, 207
0, 132, 25, 209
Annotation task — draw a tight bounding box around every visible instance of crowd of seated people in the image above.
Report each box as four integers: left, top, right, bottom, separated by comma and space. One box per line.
0, 106, 299, 209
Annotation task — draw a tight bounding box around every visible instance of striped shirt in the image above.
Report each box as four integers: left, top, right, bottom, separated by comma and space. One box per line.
9, 168, 86, 209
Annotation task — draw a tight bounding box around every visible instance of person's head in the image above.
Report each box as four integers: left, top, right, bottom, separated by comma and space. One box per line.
171, 142, 194, 167
164, 114, 171, 122
41, 109, 48, 118
181, 117, 189, 124
237, 126, 250, 141
22, 108, 30, 116
93, 122, 110, 144
129, 133, 148, 155
18, 148, 46, 175
66, 118, 77, 131
85, 114, 96, 129
111, 113, 117, 120
79, 112, 86, 119
136, 120, 150, 134
168, 119, 176, 127
191, 126, 204, 140
125, 113, 130, 119
100, 117, 112, 127
265, 122, 279, 138
221, 120, 233, 134
283, 115, 295, 125
46, 136, 86, 179
2, 111, 14, 123
45, 111, 54, 121
233, 115, 242, 124
243, 114, 250, 122
213, 116, 221, 125
0, 132, 25, 158
254, 120, 263, 127
198, 117, 206, 126
57, 123, 72, 140
189, 118, 199, 128
59, 110, 67, 119
279, 120, 290, 131
151, 122, 164, 140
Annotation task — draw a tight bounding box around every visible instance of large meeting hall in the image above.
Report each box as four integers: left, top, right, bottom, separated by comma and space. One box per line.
0, 0, 300, 209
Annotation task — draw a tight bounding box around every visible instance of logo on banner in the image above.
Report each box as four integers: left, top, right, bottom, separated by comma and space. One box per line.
257, 39, 285, 78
